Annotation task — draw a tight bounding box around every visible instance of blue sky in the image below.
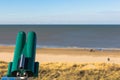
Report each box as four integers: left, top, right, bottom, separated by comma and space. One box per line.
0, 0, 120, 24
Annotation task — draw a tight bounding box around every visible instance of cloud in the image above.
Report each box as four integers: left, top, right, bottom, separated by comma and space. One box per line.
36, 11, 120, 24
0, 11, 120, 24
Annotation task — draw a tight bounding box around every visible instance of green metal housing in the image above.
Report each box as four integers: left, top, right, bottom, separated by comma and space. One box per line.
7, 31, 39, 77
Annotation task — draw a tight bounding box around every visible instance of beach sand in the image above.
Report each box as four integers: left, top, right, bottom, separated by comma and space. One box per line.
1, 46, 120, 80
0, 46, 120, 63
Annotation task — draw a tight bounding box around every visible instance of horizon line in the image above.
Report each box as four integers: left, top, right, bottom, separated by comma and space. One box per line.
0, 24, 120, 25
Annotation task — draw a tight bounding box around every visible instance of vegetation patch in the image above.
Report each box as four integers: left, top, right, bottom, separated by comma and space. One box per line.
1, 61, 120, 80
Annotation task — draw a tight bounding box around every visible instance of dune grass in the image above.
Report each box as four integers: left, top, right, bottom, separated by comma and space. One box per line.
0, 61, 8, 78
1, 61, 120, 80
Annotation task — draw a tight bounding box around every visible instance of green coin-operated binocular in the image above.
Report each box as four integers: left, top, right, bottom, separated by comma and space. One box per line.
2, 31, 39, 80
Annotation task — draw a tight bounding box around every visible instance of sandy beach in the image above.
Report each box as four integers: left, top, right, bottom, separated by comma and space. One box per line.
0, 46, 120, 63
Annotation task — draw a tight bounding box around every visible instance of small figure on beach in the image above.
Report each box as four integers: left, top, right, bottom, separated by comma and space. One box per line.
90, 49, 95, 52
107, 58, 110, 61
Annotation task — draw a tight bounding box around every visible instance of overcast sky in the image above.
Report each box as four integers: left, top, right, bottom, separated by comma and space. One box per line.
0, 0, 120, 24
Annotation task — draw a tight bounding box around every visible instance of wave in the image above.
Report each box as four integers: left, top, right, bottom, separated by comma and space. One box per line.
37, 45, 120, 51
1, 44, 120, 51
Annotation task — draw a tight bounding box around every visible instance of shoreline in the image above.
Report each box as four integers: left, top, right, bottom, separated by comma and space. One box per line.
1, 46, 120, 56
1, 45, 120, 51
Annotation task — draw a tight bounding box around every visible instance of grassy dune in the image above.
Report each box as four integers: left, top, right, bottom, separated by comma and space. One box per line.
39, 63, 120, 80
0, 61, 8, 78
1, 61, 120, 80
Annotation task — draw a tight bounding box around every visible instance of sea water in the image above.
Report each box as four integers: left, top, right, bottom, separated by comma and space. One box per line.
0, 25, 120, 48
